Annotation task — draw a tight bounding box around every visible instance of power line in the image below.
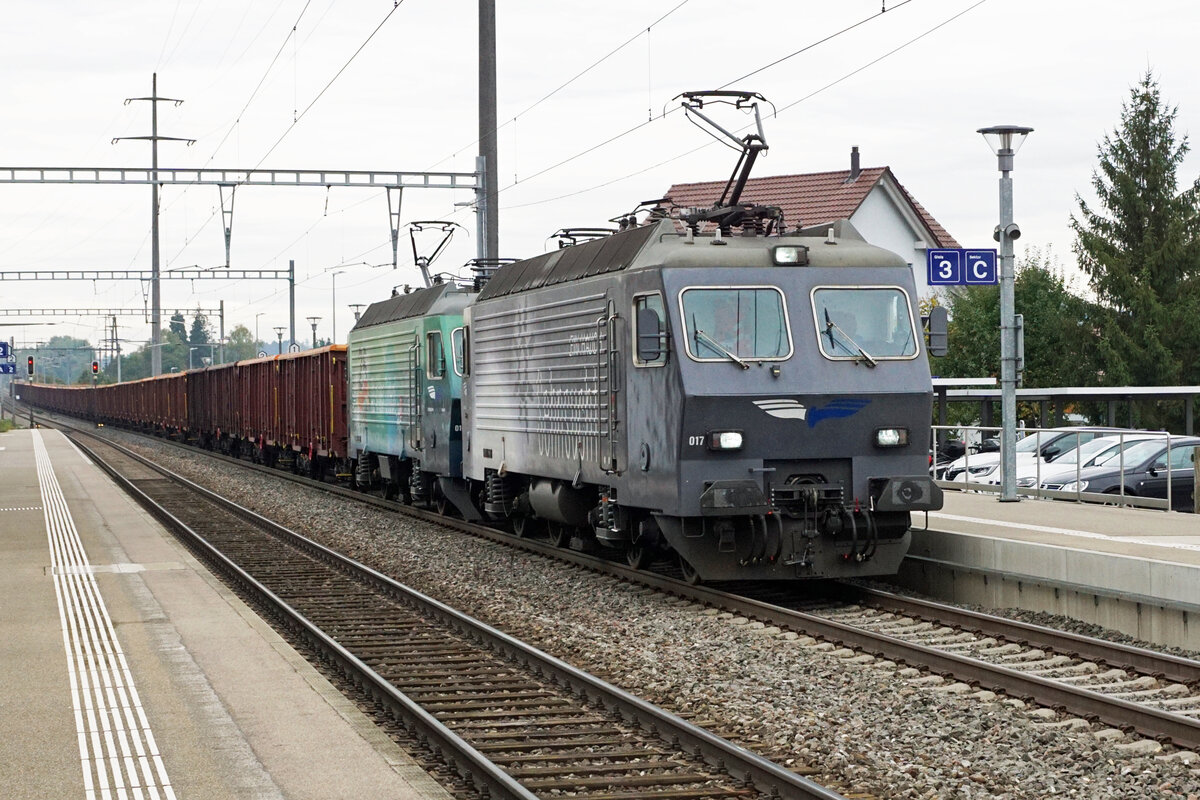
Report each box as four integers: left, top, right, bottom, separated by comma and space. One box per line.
253, 1, 408, 168
423, 0, 692, 173
483, 1, 925, 205
718, 0, 914, 88
163, 1, 405, 270
499, 0, 988, 213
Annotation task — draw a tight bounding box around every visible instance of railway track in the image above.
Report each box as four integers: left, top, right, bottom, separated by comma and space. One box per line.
144, 421, 1200, 751
65, 426, 846, 800
33, 408, 1200, 756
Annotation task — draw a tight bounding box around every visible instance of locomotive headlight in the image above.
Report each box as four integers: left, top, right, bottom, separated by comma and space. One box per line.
772, 245, 809, 266
708, 430, 744, 451
874, 427, 909, 447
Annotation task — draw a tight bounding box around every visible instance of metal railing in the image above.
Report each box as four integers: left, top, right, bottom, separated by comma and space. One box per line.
931, 424, 1195, 512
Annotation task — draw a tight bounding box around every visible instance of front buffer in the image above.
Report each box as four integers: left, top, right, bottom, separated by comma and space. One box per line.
653, 472, 942, 581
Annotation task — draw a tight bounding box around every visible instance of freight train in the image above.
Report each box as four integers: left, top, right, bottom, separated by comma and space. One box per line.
23, 213, 943, 581
24, 91, 944, 581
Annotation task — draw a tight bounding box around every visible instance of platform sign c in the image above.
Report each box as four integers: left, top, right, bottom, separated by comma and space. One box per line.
965, 250, 998, 284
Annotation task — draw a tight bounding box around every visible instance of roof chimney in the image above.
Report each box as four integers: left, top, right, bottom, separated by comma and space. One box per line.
848, 146, 861, 182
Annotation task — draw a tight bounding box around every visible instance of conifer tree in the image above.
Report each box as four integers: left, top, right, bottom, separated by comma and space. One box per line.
1071, 71, 1200, 388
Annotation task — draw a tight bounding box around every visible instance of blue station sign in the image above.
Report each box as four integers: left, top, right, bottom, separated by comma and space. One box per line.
0, 363, 15, 375
0, 342, 9, 359
927, 249, 998, 286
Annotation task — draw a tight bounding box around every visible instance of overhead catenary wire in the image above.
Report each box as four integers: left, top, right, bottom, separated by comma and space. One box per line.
163, 0, 404, 271
423, 0, 692, 173
467, 0, 929, 209
495, 0, 987, 213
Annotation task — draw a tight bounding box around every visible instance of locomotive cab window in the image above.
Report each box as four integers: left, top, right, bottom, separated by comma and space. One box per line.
679, 286, 792, 363
811, 287, 918, 362
632, 292, 668, 367
451, 327, 467, 376
426, 331, 447, 378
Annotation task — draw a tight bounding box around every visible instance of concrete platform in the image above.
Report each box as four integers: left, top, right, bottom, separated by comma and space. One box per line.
0, 427, 454, 800
898, 490, 1200, 650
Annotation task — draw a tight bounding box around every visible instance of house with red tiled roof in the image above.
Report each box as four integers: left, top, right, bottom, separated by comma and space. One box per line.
664, 147, 959, 298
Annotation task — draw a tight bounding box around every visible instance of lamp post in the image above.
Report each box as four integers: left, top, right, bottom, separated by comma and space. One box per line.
255, 312, 265, 349
307, 316, 321, 349
189, 344, 216, 369
349, 304, 366, 324
274, 326, 286, 355
978, 124, 1033, 502
331, 270, 345, 343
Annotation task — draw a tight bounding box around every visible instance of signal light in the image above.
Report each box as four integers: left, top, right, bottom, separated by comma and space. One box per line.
27, 356, 33, 376
92, 361, 99, 375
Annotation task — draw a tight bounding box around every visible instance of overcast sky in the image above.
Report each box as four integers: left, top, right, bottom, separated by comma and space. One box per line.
2, 0, 1198, 354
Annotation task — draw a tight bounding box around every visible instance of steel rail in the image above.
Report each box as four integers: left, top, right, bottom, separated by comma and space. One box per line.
65, 426, 846, 800
69, 433, 539, 800
35, 408, 1200, 752
853, 587, 1200, 685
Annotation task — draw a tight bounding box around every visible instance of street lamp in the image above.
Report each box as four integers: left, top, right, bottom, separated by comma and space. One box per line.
349, 304, 366, 324
331, 271, 345, 343
307, 316, 322, 349
189, 344, 216, 369
978, 124, 1033, 502
255, 312, 265, 348
274, 326, 286, 355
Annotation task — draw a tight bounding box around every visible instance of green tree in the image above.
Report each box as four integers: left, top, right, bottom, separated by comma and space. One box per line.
224, 324, 259, 362
169, 312, 188, 344
931, 248, 1098, 422
17, 336, 94, 385
188, 310, 213, 346
1070, 71, 1200, 390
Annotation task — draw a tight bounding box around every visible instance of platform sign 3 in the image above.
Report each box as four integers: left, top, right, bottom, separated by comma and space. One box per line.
927, 249, 998, 286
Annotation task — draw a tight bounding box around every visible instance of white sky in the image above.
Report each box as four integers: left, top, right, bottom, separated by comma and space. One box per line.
2, 0, 1198, 354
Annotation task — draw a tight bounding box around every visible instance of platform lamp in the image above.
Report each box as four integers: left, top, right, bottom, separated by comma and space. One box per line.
349, 304, 366, 325
978, 124, 1033, 502
274, 326, 286, 356
307, 316, 321, 349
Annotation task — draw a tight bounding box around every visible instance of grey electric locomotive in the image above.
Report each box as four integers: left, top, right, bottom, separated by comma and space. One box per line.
460, 215, 943, 582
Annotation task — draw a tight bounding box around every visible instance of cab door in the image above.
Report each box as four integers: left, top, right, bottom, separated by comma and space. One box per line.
598, 297, 625, 475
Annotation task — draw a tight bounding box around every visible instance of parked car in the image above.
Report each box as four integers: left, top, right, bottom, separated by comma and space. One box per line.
1042, 436, 1200, 511
940, 427, 1128, 482
1014, 432, 1167, 488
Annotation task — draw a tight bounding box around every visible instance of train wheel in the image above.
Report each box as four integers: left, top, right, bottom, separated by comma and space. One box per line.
626, 542, 653, 570
678, 555, 703, 585
512, 514, 540, 538
550, 523, 572, 548
434, 492, 452, 517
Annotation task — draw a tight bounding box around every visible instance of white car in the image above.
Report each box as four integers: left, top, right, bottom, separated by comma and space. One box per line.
1017, 433, 1166, 488
940, 428, 1126, 484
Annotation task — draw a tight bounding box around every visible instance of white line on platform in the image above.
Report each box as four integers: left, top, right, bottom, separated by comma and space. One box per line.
34, 430, 176, 800
928, 511, 1200, 553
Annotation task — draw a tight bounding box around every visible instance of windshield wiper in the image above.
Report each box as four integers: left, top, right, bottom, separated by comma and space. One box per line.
694, 328, 749, 369
824, 308, 877, 367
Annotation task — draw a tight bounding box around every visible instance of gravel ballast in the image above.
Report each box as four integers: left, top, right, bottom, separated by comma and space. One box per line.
102, 431, 1200, 800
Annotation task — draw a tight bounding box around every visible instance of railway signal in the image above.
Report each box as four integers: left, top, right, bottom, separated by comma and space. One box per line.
27, 355, 34, 376
92, 361, 99, 375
